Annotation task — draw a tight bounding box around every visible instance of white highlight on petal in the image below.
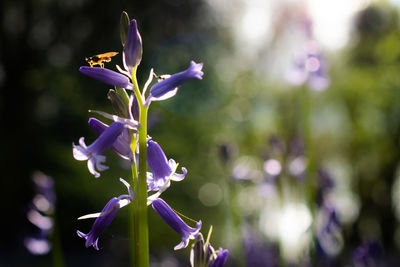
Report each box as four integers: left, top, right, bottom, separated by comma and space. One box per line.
147, 191, 162, 205
119, 178, 134, 201
142, 68, 154, 96
116, 64, 131, 78
148, 87, 178, 103
87, 159, 100, 178
72, 138, 89, 161
78, 212, 103, 220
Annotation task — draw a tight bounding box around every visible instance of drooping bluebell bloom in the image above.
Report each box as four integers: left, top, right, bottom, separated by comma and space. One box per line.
77, 178, 133, 250
146, 61, 204, 104
88, 118, 133, 160
123, 19, 142, 74
210, 248, 229, 267
147, 140, 187, 191
152, 198, 201, 250
73, 122, 125, 177
77, 197, 120, 250
79, 66, 134, 90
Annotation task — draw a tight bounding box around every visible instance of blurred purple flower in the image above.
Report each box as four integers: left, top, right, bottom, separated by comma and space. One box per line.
353, 241, 383, 267
146, 61, 204, 105
79, 66, 134, 89
147, 140, 187, 191
243, 228, 278, 267
152, 198, 201, 250
316, 204, 343, 257
286, 40, 330, 91
73, 122, 125, 177
25, 172, 56, 255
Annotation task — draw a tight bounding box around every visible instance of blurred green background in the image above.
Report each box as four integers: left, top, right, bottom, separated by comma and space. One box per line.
2, 0, 400, 266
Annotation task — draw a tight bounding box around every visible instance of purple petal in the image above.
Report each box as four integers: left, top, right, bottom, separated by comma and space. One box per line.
147, 140, 172, 179
88, 118, 132, 160
80, 66, 133, 89
149, 61, 204, 101
87, 122, 125, 155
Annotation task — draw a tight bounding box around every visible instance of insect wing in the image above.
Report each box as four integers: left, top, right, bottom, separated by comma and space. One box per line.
96, 52, 119, 58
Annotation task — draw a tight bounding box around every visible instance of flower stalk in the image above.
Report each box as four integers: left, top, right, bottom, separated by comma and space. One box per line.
73, 12, 217, 267
131, 65, 150, 267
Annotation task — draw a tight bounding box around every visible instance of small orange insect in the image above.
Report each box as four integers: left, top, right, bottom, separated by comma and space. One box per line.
85, 52, 119, 68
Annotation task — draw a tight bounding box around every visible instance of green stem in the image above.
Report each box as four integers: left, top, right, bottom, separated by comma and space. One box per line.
131, 65, 149, 267
129, 136, 138, 267
51, 214, 65, 267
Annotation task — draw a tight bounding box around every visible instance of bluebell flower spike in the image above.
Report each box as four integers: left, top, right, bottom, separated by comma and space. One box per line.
73, 122, 125, 177
147, 140, 187, 191
152, 198, 201, 250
